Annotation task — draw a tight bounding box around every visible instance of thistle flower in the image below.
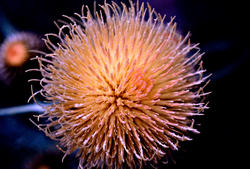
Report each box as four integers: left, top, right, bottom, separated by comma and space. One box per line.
31, 1, 210, 168
0, 32, 41, 83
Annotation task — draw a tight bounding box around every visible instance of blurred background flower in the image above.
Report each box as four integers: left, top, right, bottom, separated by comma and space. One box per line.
0, 0, 248, 169
0, 32, 42, 84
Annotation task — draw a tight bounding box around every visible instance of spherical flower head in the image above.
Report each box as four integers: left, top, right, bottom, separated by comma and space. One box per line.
0, 32, 41, 83
4, 41, 28, 67
32, 1, 210, 168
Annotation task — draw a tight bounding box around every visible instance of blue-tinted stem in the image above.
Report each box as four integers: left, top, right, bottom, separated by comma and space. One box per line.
0, 103, 44, 116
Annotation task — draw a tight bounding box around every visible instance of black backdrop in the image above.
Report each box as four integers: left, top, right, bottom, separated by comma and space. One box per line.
0, 0, 248, 169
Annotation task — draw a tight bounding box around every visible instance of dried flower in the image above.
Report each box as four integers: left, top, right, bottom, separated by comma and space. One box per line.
0, 32, 41, 83
31, 1, 210, 168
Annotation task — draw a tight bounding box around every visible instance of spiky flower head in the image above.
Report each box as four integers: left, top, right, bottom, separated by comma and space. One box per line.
32, 1, 210, 168
0, 32, 41, 83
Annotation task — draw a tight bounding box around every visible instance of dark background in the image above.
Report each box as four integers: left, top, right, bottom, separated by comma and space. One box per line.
0, 0, 248, 169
